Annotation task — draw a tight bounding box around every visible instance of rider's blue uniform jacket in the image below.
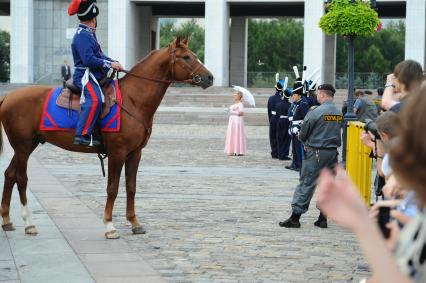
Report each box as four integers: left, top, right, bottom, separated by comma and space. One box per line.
71, 24, 113, 90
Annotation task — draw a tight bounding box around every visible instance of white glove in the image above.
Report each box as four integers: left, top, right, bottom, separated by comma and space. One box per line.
291, 127, 299, 135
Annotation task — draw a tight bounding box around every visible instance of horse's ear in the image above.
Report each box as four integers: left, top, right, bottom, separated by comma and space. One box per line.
181, 36, 189, 46
172, 36, 181, 47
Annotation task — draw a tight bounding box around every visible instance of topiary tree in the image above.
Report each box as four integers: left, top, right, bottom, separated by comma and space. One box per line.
319, 0, 379, 163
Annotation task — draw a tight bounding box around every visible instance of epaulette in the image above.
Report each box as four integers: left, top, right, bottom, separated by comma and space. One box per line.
309, 105, 318, 111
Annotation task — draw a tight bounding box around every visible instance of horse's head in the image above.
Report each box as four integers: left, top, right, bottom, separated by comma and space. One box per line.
168, 37, 214, 89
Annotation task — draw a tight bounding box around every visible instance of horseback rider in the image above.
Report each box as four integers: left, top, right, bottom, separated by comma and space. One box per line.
68, 0, 123, 146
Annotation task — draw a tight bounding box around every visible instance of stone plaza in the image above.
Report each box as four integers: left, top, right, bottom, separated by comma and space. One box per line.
0, 88, 369, 283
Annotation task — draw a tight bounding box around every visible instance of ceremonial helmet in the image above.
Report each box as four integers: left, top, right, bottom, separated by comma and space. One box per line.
68, 0, 99, 21
275, 79, 285, 91
283, 87, 293, 99
292, 77, 304, 96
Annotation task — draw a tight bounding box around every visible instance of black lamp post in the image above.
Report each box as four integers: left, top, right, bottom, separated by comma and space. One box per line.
342, 35, 358, 164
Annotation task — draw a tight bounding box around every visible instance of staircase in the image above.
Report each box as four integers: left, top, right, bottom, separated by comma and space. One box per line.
0, 84, 348, 126
155, 87, 347, 126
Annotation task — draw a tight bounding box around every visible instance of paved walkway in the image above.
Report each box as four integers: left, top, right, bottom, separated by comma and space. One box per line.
0, 139, 166, 283
0, 124, 370, 282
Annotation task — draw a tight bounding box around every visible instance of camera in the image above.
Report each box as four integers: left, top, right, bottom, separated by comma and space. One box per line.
364, 118, 381, 140
378, 206, 391, 239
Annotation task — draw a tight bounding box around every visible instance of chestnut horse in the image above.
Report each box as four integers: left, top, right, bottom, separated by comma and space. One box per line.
0, 37, 213, 239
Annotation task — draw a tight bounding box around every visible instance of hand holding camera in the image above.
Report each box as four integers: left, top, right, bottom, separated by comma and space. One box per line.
364, 119, 380, 140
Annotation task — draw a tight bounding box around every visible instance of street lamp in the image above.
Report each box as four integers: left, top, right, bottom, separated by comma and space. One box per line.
319, 0, 379, 165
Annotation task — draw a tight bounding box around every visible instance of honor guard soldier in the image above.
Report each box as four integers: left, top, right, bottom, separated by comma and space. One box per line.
268, 81, 284, 159
279, 84, 343, 229
285, 79, 309, 171
306, 81, 320, 107
276, 87, 292, 160
68, 0, 123, 146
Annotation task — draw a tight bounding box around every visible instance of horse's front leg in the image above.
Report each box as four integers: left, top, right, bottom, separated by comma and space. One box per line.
104, 152, 126, 239
125, 150, 146, 235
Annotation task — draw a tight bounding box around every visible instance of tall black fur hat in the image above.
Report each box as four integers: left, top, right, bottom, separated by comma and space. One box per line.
68, 0, 99, 22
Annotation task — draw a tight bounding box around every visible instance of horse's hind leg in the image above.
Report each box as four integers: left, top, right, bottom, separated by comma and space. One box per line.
1, 156, 17, 231
125, 150, 145, 235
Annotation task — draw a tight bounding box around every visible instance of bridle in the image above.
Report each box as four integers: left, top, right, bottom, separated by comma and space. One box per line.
113, 45, 206, 138
118, 45, 204, 85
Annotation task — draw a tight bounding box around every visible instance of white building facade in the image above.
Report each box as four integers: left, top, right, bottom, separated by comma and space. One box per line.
10, 0, 426, 86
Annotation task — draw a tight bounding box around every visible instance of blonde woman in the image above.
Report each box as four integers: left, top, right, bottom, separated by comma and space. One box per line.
224, 91, 247, 156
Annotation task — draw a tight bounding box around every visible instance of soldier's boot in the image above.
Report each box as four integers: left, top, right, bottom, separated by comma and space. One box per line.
279, 212, 301, 228
314, 212, 328, 229
73, 135, 100, 147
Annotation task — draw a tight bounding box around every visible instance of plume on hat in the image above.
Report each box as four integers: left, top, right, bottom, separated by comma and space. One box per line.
68, 0, 82, 16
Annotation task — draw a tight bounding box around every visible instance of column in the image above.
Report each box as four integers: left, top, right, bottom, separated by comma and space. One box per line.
139, 6, 153, 59
230, 17, 248, 87
205, 0, 230, 87
154, 17, 160, 50
304, 0, 334, 85
322, 35, 336, 86
405, 0, 426, 69
10, 0, 34, 83
108, 0, 139, 69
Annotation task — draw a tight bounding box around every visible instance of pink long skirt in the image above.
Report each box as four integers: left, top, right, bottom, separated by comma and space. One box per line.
224, 115, 247, 155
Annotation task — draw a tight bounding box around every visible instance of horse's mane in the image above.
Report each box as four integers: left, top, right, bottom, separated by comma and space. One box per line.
120, 48, 163, 81
136, 49, 161, 65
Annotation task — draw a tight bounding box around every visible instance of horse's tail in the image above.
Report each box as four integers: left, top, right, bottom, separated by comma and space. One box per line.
0, 96, 5, 154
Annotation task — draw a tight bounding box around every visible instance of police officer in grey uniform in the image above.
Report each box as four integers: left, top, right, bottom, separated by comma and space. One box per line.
353, 90, 378, 122
279, 84, 343, 229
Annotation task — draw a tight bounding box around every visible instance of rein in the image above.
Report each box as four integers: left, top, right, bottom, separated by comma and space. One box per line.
117, 46, 204, 85
113, 97, 152, 135
114, 46, 204, 133
118, 69, 193, 84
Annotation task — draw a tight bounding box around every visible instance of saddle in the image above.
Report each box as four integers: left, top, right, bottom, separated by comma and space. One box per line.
56, 77, 116, 119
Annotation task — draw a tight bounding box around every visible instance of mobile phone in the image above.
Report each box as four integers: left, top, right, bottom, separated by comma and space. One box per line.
378, 206, 391, 239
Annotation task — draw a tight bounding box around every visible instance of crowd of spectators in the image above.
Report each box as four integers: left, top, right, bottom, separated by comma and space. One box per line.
317, 59, 426, 283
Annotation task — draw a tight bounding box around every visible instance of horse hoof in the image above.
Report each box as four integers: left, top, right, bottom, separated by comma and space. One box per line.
2, 223, 16, 231
105, 230, 120, 239
132, 226, 146, 235
25, 225, 38, 236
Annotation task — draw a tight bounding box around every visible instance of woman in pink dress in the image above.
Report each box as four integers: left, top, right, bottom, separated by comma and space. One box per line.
224, 91, 247, 156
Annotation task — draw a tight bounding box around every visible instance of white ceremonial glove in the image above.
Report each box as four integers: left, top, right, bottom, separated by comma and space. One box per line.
291, 127, 299, 135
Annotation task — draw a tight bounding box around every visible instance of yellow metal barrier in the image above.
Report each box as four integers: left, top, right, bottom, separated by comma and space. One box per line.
346, 121, 373, 207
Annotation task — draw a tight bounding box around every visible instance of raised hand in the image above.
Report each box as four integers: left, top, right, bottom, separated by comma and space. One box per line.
316, 166, 369, 233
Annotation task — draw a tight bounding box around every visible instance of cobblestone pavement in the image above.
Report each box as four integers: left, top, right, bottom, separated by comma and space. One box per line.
31, 124, 369, 283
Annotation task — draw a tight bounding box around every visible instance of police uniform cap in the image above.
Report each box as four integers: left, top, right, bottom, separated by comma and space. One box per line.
317, 84, 336, 96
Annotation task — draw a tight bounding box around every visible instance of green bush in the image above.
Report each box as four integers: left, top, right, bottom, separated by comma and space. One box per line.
0, 30, 10, 82
319, 0, 379, 36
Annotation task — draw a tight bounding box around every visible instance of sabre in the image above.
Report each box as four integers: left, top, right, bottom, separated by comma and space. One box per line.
301, 65, 307, 85
301, 66, 307, 95
306, 68, 320, 82
309, 75, 320, 91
